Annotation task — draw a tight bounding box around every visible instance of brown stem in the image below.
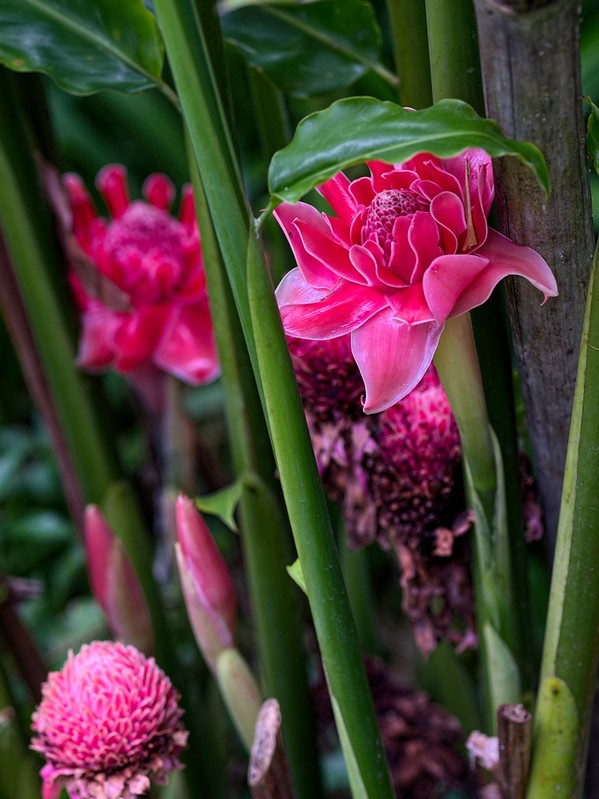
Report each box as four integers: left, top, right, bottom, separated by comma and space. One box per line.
497, 703, 532, 799
0, 228, 86, 533
248, 699, 295, 799
473, 0, 595, 550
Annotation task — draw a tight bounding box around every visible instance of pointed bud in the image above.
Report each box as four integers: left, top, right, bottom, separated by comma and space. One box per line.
175, 494, 237, 670
84, 505, 154, 654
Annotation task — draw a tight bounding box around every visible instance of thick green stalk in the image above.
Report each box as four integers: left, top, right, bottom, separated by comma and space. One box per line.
191, 163, 323, 798
527, 241, 599, 798
425, 0, 531, 707
247, 232, 394, 797
385, 0, 432, 107
154, 3, 394, 792
435, 314, 520, 727
424, 0, 484, 113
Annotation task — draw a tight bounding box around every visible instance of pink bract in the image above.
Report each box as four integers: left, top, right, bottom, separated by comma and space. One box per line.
275, 151, 558, 413
65, 165, 219, 387
31, 641, 188, 799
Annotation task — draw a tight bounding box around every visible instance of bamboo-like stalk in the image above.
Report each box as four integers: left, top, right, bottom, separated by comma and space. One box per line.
385, 0, 432, 107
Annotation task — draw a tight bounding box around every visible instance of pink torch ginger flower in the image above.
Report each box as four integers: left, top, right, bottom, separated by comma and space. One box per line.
275, 150, 557, 413
65, 165, 219, 388
30, 641, 188, 799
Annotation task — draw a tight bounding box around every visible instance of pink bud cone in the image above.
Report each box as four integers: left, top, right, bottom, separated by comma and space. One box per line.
84, 506, 154, 654
175, 494, 237, 670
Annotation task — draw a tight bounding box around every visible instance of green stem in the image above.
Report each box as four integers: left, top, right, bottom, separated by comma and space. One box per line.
385, 0, 432, 107
191, 161, 323, 799
424, 0, 484, 113
247, 231, 394, 797
527, 240, 599, 798
435, 314, 520, 727
435, 315, 495, 499
154, 3, 394, 791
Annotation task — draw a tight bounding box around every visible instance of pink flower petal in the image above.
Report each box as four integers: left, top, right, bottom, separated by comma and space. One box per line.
449, 229, 558, 317
351, 308, 444, 413
295, 217, 365, 284
278, 275, 386, 340
317, 172, 358, 225
154, 305, 220, 385
274, 203, 340, 288
386, 283, 436, 324
76, 308, 122, 369
112, 306, 168, 372
430, 192, 466, 253
423, 253, 490, 324
408, 212, 443, 283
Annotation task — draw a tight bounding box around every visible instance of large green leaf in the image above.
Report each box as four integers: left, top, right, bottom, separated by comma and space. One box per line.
266, 97, 550, 211
221, 0, 391, 98
0, 0, 165, 95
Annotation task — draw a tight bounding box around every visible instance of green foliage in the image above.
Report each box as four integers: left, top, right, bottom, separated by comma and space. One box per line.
222, 0, 389, 98
0, 0, 166, 95
266, 97, 550, 212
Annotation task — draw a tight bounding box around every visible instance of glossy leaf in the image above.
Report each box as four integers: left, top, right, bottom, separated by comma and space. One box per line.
221, 0, 388, 98
0, 0, 165, 95
266, 98, 549, 211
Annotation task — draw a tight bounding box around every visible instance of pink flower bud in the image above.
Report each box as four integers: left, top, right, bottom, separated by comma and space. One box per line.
175, 494, 237, 670
84, 505, 154, 654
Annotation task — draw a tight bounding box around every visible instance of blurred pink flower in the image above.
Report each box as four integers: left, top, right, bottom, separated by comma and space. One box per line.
175, 494, 237, 670
84, 505, 153, 654
31, 641, 188, 799
275, 151, 557, 413
65, 165, 219, 387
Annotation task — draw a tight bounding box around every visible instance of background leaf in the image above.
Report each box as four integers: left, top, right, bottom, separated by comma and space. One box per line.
267, 97, 550, 209
221, 0, 388, 98
0, 0, 165, 95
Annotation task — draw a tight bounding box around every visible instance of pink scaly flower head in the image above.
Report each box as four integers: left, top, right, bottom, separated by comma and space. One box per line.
275, 150, 558, 413
84, 505, 154, 655
30, 641, 188, 799
367, 366, 462, 544
175, 494, 237, 671
64, 164, 220, 389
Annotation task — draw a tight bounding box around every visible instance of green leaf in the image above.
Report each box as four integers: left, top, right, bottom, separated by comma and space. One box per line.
0, 0, 165, 95
482, 622, 521, 712
266, 98, 549, 211
286, 558, 307, 594
221, 0, 391, 98
527, 677, 578, 799
194, 479, 244, 532
584, 96, 599, 177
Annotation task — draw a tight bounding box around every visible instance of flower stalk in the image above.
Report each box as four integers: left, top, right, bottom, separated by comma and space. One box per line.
434, 314, 520, 724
